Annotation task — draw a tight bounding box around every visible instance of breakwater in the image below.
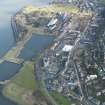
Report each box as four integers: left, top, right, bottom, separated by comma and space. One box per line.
11, 12, 22, 42
11, 14, 19, 42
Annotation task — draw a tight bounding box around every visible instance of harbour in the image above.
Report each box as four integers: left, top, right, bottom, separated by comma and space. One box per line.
0, 0, 52, 105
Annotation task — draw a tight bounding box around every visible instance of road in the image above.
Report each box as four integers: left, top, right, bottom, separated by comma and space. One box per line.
35, 58, 58, 105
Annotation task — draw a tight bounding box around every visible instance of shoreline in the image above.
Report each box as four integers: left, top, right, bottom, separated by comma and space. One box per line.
2, 3, 92, 105
0, 80, 10, 85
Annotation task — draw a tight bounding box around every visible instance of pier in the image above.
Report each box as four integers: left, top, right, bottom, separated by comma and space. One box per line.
11, 14, 19, 42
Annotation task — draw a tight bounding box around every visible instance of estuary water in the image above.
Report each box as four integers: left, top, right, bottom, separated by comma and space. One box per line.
0, 0, 52, 105
0, 0, 51, 58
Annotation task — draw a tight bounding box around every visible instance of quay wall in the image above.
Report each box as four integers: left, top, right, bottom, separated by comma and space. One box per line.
11, 12, 21, 42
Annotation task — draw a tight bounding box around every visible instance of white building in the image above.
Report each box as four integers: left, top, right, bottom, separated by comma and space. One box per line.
62, 45, 73, 52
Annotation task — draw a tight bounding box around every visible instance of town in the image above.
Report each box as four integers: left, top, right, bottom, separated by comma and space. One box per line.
38, 0, 105, 105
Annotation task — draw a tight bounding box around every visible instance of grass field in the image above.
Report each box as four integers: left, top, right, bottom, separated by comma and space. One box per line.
3, 61, 37, 105
49, 4, 79, 14
50, 91, 71, 105
3, 47, 23, 64
23, 4, 79, 16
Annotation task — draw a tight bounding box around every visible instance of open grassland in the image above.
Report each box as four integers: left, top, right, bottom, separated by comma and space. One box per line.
3, 47, 23, 64
3, 61, 37, 105
50, 91, 71, 105
48, 4, 79, 14
23, 4, 79, 16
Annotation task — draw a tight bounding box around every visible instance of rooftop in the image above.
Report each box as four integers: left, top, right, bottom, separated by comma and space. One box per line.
62, 45, 73, 52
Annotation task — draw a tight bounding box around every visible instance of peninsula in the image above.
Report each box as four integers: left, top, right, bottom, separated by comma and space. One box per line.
1, 0, 105, 105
